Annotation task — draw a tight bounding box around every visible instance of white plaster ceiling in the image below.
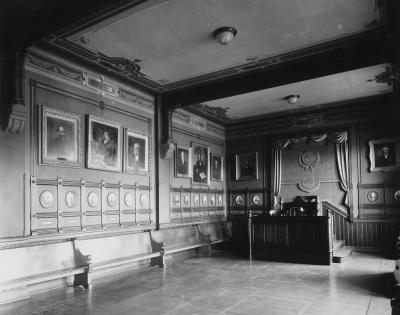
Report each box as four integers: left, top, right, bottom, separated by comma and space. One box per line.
202, 64, 393, 120
67, 0, 378, 86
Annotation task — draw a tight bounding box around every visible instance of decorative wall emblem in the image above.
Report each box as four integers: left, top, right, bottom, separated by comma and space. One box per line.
298, 150, 320, 193
298, 174, 320, 193
65, 191, 77, 208
39, 190, 54, 208
210, 195, 216, 206
367, 191, 378, 202
173, 194, 180, 206
107, 192, 118, 207
124, 193, 134, 207
252, 195, 261, 205
298, 151, 320, 169
235, 195, 243, 205
202, 195, 208, 206
193, 195, 200, 206
184, 195, 190, 207
218, 195, 223, 206
87, 191, 99, 208
140, 193, 148, 207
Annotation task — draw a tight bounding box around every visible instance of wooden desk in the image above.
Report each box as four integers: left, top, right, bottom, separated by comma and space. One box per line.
250, 215, 332, 265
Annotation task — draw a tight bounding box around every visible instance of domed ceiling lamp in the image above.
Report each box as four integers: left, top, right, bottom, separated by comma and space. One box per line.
284, 94, 300, 105
213, 27, 237, 45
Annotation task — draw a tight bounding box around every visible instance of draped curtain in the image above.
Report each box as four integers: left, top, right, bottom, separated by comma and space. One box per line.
332, 131, 350, 208
272, 131, 350, 209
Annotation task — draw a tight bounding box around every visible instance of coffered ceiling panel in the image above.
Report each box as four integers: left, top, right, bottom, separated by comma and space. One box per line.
60, 0, 378, 91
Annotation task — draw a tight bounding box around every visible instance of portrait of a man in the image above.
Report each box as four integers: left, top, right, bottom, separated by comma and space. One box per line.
211, 155, 223, 181
88, 116, 122, 172
235, 152, 259, 180
175, 147, 191, 178
125, 130, 148, 174
369, 138, 400, 172
191, 144, 209, 185
42, 106, 81, 167
374, 143, 396, 167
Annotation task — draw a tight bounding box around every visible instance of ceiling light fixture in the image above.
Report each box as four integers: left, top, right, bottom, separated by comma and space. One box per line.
284, 94, 300, 105
213, 27, 237, 45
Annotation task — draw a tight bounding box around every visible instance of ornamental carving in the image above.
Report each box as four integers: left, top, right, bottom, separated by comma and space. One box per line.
298, 151, 320, 170
298, 150, 320, 193
96, 53, 142, 76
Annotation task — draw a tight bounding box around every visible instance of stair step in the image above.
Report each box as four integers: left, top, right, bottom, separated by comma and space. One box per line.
333, 246, 353, 263
332, 240, 345, 251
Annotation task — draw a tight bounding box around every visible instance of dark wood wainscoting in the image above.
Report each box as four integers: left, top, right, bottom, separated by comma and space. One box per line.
228, 214, 332, 265
331, 210, 397, 249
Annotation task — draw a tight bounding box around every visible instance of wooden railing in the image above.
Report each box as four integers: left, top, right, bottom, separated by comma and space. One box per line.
322, 200, 397, 249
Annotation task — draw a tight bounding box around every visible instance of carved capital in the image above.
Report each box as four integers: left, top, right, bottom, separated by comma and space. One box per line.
6, 103, 26, 133
160, 139, 176, 160
6, 52, 25, 133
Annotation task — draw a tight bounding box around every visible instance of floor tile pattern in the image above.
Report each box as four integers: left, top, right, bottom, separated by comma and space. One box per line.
0, 251, 394, 315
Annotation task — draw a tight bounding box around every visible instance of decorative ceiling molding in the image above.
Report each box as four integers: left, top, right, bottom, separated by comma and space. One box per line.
40, 0, 385, 94
367, 66, 399, 86
186, 103, 232, 125
25, 53, 83, 83
172, 109, 225, 138
226, 95, 395, 140
95, 53, 142, 77
25, 52, 154, 111
47, 30, 382, 93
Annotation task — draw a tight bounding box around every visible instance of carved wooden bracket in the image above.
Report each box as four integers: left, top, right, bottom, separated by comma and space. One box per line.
6, 103, 26, 133
160, 103, 180, 160
6, 52, 25, 134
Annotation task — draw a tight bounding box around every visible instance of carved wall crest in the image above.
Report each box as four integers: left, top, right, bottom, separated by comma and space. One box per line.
298, 151, 320, 169
298, 150, 320, 193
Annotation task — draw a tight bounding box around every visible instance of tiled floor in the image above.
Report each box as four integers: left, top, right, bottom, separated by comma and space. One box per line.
0, 251, 395, 315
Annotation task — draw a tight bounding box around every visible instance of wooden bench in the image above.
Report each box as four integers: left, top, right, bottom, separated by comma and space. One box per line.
152, 225, 211, 257
74, 231, 165, 281
198, 222, 232, 249
152, 222, 231, 258
0, 239, 91, 304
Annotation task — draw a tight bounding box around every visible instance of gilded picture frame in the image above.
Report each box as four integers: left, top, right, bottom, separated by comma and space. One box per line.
369, 138, 400, 172
124, 129, 149, 175
235, 152, 258, 181
41, 106, 82, 168
210, 154, 223, 182
175, 146, 192, 178
191, 142, 210, 185
87, 115, 122, 172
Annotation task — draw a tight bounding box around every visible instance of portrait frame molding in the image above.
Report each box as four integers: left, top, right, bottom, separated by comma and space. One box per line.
40, 105, 82, 168
175, 145, 192, 179
210, 154, 224, 182
235, 152, 259, 181
368, 137, 400, 172
124, 129, 150, 175
191, 142, 210, 186
87, 115, 122, 172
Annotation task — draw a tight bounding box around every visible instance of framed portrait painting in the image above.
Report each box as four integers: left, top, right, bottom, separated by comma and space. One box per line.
124, 130, 149, 174
235, 152, 258, 181
191, 142, 210, 185
87, 115, 122, 172
41, 106, 82, 167
211, 154, 223, 181
369, 138, 400, 172
175, 146, 192, 178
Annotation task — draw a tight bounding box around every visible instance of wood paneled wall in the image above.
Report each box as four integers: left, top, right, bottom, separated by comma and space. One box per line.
227, 98, 400, 249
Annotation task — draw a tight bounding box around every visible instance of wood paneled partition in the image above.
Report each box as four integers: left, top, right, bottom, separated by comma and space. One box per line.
227, 99, 400, 252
